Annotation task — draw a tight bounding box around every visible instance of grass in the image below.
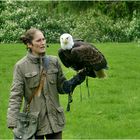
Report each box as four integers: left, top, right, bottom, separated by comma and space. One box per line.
0, 42, 140, 139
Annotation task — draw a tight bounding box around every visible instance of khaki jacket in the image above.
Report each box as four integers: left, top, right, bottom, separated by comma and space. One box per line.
7, 52, 67, 135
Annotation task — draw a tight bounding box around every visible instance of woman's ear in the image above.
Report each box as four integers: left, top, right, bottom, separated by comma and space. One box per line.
27, 43, 32, 49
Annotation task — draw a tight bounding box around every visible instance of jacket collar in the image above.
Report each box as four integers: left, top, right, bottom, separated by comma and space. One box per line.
27, 51, 46, 64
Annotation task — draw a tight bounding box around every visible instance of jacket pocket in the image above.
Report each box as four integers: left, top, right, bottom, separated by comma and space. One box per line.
47, 69, 58, 74
56, 107, 65, 126
47, 69, 58, 85
25, 71, 40, 88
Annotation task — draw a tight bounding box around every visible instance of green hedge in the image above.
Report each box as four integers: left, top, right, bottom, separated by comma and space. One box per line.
0, 1, 139, 43
70, 9, 140, 42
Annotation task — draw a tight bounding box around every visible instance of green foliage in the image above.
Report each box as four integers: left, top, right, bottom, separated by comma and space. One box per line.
71, 9, 140, 42
1, 43, 140, 139
0, 1, 140, 43
56, 1, 95, 13
0, 1, 76, 43
126, 11, 140, 41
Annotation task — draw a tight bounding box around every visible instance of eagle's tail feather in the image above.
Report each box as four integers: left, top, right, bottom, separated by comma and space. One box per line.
95, 69, 107, 78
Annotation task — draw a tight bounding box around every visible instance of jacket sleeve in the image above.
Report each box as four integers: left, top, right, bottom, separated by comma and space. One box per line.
7, 63, 24, 128
56, 58, 67, 94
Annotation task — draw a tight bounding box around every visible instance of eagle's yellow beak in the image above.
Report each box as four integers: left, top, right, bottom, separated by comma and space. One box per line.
63, 39, 68, 45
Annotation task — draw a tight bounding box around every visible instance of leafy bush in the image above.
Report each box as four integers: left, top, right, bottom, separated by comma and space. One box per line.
125, 11, 140, 41
0, 1, 76, 43
70, 9, 140, 42
0, 1, 140, 43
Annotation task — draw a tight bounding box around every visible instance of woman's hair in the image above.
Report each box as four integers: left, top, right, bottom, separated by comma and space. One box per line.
20, 28, 41, 45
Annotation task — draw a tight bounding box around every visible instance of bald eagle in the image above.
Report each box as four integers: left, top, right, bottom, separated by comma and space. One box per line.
58, 33, 108, 78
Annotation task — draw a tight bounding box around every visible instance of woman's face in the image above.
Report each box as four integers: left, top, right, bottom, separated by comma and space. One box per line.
28, 31, 46, 56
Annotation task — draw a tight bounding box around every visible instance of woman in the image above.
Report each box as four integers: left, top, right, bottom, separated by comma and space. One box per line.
7, 28, 86, 139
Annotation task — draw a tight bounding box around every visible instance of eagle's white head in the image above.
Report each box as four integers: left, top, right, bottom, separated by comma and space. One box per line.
60, 33, 74, 50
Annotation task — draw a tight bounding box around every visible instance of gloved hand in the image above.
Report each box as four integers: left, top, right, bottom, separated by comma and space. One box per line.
63, 69, 86, 94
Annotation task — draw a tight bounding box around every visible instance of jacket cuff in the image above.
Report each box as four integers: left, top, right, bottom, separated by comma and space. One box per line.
7, 115, 17, 128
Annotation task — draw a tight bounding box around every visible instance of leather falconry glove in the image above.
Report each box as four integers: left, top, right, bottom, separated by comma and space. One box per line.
63, 69, 86, 94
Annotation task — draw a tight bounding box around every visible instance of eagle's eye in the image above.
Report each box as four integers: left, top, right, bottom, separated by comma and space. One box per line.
66, 37, 69, 40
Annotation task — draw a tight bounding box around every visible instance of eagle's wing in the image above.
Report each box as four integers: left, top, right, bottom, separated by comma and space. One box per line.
58, 48, 72, 68
71, 43, 107, 71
